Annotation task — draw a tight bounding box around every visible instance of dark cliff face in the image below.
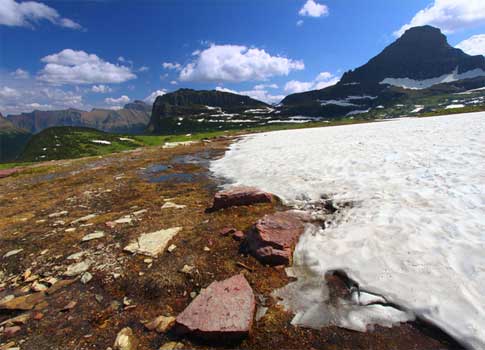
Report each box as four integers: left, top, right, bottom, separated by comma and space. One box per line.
281, 26, 485, 108
153, 89, 268, 109
148, 89, 269, 133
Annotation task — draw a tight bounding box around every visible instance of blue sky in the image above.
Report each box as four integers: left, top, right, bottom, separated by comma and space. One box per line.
1, 0, 485, 114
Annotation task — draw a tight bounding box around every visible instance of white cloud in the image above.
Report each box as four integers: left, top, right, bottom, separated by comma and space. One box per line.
215, 86, 283, 104
162, 62, 182, 70
179, 44, 304, 83
298, 0, 329, 18
0, 0, 82, 29
284, 71, 339, 94
296, 19, 304, 26
456, 34, 485, 56
37, 49, 136, 85
104, 95, 130, 105
0, 75, 86, 115
144, 89, 167, 104
138, 66, 149, 72
254, 83, 278, 90
10, 68, 29, 79
395, 0, 485, 36
170, 80, 178, 85
91, 84, 112, 93
0, 86, 20, 99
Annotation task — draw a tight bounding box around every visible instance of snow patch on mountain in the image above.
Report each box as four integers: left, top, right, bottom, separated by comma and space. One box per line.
380, 67, 485, 90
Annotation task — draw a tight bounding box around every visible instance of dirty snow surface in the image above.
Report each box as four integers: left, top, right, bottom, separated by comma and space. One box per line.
211, 112, 485, 348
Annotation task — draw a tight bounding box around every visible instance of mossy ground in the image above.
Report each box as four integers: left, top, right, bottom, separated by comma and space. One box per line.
0, 137, 461, 349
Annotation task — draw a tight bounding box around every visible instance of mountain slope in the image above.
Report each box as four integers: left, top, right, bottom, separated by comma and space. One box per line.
6, 100, 151, 134
281, 26, 485, 117
148, 89, 271, 133
0, 113, 32, 162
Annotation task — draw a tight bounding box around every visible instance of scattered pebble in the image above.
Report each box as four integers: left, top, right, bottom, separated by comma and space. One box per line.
3, 249, 23, 258
80, 272, 93, 284
81, 231, 105, 242
113, 327, 137, 350
64, 260, 91, 277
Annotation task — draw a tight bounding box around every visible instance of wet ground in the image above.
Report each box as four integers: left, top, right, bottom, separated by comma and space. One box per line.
0, 137, 462, 349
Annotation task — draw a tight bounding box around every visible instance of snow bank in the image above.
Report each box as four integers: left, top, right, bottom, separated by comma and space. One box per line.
210, 112, 485, 348
380, 67, 485, 90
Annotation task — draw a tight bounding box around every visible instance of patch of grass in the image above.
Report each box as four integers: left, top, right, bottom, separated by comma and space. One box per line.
0, 162, 34, 170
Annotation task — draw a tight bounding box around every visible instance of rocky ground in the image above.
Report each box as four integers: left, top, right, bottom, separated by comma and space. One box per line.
0, 138, 462, 350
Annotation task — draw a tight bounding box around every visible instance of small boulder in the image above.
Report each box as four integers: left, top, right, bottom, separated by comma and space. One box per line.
123, 227, 182, 257
114, 327, 138, 350
159, 342, 185, 350
244, 211, 305, 266
3, 326, 21, 337
175, 274, 255, 342
0, 168, 18, 179
81, 231, 105, 242
0, 293, 45, 311
219, 227, 236, 237
144, 315, 176, 333
232, 231, 245, 241
209, 187, 274, 211
64, 260, 91, 277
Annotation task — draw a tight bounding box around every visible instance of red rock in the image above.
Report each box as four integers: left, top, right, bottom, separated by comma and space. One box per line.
4, 326, 21, 337
105, 221, 117, 228
244, 211, 305, 266
33, 311, 44, 320
175, 274, 255, 342
210, 187, 274, 211
219, 227, 236, 236
60, 301, 77, 312
0, 168, 18, 179
232, 231, 245, 241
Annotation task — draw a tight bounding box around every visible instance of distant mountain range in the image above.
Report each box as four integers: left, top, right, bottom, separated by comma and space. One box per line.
6, 100, 151, 134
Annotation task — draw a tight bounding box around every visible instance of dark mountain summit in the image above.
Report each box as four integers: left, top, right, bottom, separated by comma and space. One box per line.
148, 89, 269, 133
339, 25, 485, 86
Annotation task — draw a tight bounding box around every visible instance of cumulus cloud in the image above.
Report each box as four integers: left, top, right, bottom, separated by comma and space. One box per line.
179, 44, 304, 83
215, 86, 284, 104
138, 66, 149, 72
456, 34, 485, 56
395, 0, 485, 36
37, 49, 136, 85
144, 89, 167, 104
284, 71, 339, 93
298, 0, 329, 18
91, 84, 112, 93
0, 77, 85, 115
296, 19, 304, 26
254, 83, 278, 90
0, 0, 82, 29
104, 95, 130, 105
10, 68, 29, 79
162, 62, 182, 70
